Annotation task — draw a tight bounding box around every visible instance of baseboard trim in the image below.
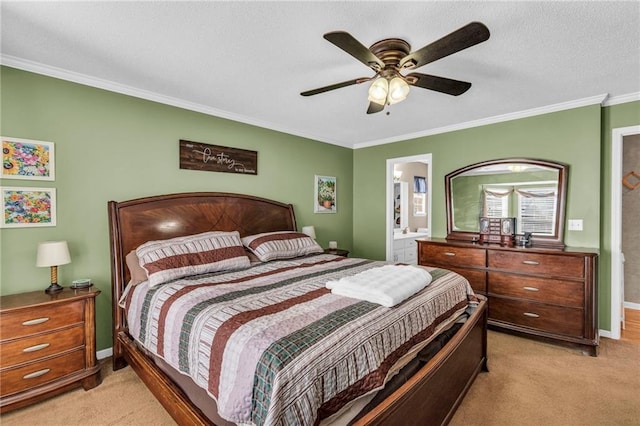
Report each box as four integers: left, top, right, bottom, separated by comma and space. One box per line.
623, 301, 640, 310
599, 329, 612, 339
97, 347, 113, 360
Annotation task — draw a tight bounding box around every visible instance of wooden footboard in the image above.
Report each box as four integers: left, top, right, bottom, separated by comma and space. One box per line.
117, 299, 487, 426
355, 298, 488, 426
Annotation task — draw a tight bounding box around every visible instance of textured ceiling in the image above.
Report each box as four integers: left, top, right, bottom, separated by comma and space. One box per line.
1, 1, 639, 148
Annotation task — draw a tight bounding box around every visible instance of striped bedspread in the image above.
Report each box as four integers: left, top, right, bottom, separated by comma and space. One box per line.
125, 254, 476, 426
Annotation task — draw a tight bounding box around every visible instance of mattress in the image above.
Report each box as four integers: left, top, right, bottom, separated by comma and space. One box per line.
124, 253, 477, 426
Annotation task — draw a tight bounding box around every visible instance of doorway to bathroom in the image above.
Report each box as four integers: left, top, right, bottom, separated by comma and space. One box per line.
385, 153, 432, 262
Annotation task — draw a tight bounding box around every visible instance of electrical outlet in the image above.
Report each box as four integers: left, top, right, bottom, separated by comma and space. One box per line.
568, 219, 583, 231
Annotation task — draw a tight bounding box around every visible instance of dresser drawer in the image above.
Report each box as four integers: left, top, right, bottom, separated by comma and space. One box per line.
0, 325, 85, 367
0, 301, 84, 341
489, 297, 584, 337
419, 244, 486, 268
444, 266, 486, 294
487, 250, 584, 278
0, 348, 85, 397
488, 272, 584, 308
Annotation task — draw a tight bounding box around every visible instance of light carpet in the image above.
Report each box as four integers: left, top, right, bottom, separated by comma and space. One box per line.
2, 331, 638, 425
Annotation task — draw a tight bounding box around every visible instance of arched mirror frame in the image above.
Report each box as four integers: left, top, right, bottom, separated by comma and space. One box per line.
445, 158, 568, 249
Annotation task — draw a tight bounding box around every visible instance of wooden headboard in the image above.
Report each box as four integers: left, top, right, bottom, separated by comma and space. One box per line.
107, 192, 296, 354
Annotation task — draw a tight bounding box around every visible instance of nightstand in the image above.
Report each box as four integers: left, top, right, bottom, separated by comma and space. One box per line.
0, 287, 102, 413
324, 248, 349, 257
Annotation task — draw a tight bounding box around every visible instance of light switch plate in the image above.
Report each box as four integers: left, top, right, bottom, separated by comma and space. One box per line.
568, 219, 583, 231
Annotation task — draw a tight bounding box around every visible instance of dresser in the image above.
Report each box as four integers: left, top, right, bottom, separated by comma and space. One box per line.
418, 238, 598, 356
0, 287, 101, 412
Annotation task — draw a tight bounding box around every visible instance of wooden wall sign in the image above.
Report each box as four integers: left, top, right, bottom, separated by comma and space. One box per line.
179, 140, 257, 175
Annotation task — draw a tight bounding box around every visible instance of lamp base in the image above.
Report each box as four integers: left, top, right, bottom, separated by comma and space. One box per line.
45, 283, 64, 294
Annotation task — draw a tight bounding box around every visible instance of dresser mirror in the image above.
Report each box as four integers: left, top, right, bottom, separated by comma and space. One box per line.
445, 158, 568, 248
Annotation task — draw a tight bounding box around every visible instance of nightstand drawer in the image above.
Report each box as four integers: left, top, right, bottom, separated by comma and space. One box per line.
488, 251, 584, 278
0, 325, 85, 367
0, 348, 85, 397
489, 297, 584, 337
0, 301, 84, 341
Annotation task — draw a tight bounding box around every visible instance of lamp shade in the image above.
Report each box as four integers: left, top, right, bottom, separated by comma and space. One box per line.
387, 77, 410, 104
367, 77, 389, 106
36, 241, 71, 267
301, 226, 316, 239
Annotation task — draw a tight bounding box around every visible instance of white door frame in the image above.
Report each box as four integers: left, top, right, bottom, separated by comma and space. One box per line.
386, 154, 433, 261
610, 125, 640, 339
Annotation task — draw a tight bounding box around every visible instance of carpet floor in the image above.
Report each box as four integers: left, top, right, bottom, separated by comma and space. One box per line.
1, 331, 638, 425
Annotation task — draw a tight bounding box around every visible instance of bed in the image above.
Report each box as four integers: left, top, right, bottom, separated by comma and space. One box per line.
108, 192, 487, 425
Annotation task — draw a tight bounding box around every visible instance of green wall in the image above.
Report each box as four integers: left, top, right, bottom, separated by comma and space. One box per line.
354, 105, 602, 258
353, 105, 611, 323
0, 67, 354, 350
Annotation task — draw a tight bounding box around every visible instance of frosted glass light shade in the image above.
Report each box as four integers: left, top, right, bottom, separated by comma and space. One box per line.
301, 226, 316, 239
36, 241, 71, 267
388, 77, 410, 104
367, 78, 389, 105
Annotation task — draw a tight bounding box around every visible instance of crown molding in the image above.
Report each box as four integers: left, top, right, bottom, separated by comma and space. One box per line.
353, 93, 610, 149
0, 55, 350, 148
3, 55, 635, 151
603, 92, 640, 106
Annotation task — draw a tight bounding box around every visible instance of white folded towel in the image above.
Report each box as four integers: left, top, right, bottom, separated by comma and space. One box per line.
326, 265, 432, 307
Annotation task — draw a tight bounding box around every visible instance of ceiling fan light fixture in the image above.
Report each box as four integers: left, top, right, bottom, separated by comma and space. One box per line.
388, 77, 410, 104
368, 77, 388, 105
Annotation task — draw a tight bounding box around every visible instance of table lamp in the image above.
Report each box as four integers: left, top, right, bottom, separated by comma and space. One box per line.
301, 226, 316, 239
36, 241, 71, 294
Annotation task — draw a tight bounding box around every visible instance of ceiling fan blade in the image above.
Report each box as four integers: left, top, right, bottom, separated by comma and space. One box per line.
399, 22, 490, 70
367, 102, 385, 114
324, 31, 386, 71
407, 73, 472, 96
301, 77, 370, 97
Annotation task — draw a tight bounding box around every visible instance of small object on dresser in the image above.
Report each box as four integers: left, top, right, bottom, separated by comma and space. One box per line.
500, 217, 516, 247
519, 232, 533, 247
71, 278, 92, 289
328, 240, 338, 249
478, 217, 501, 244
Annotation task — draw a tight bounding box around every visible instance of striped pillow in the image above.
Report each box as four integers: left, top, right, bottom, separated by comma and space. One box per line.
136, 231, 250, 287
242, 231, 323, 262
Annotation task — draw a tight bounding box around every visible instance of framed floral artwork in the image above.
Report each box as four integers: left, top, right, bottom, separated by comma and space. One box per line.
1, 187, 56, 228
314, 175, 336, 213
2, 136, 55, 181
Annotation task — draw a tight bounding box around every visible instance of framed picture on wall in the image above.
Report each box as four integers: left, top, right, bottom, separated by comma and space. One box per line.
1, 136, 55, 181
314, 175, 336, 213
0, 187, 57, 228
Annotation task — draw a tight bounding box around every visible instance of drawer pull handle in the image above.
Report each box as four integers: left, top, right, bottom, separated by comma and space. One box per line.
23, 343, 50, 353
443, 252, 456, 256
522, 260, 540, 265
523, 286, 539, 292
23, 369, 50, 380
523, 312, 540, 318
22, 317, 50, 326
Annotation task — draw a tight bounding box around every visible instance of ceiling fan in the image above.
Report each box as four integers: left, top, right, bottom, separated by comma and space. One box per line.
301, 22, 490, 114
